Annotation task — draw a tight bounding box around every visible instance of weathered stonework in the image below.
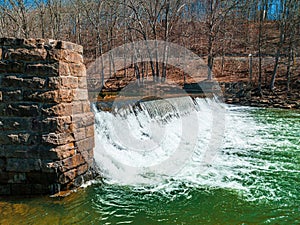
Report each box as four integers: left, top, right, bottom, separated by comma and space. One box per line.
0, 37, 97, 195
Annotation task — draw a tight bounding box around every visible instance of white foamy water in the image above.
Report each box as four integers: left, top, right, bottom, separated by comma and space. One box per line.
94, 97, 223, 184
93, 96, 299, 201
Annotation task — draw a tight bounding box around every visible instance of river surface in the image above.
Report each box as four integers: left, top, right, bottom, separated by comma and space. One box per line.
0, 98, 299, 224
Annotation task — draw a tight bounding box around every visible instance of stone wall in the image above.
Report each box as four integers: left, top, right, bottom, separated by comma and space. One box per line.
0, 38, 97, 195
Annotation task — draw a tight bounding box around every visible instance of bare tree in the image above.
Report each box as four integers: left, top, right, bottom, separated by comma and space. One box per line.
161, 0, 185, 82
0, 0, 31, 38
202, 0, 238, 80
285, 0, 300, 92
257, 0, 268, 95
270, 0, 290, 90
34, 0, 47, 38
46, 0, 63, 39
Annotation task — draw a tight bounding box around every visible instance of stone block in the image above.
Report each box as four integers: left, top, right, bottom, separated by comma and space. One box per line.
74, 89, 88, 101
7, 133, 30, 145
0, 37, 43, 49
0, 145, 59, 161
3, 48, 47, 62
0, 145, 34, 158
80, 148, 94, 165
0, 37, 22, 46
26, 63, 58, 76
2, 132, 38, 145
59, 169, 76, 184
45, 39, 58, 48
0, 117, 31, 131
63, 51, 83, 64
6, 158, 42, 172
42, 132, 74, 145
41, 103, 72, 117
49, 143, 76, 160
61, 77, 78, 88
41, 116, 72, 133
78, 76, 87, 88
72, 112, 94, 129
73, 127, 86, 141
2, 103, 39, 117
34, 38, 46, 49
76, 163, 88, 176
59, 154, 86, 172
58, 61, 71, 76
1, 75, 23, 87
69, 63, 86, 77
82, 101, 91, 113
1, 88, 23, 101
71, 102, 83, 114
85, 125, 94, 138
23, 90, 58, 102
48, 49, 83, 63
1, 75, 47, 89
47, 77, 61, 89
75, 137, 95, 153
56, 41, 83, 54
48, 77, 78, 89
57, 89, 75, 103
45, 40, 83, 54
30, 77, 48, 89
0, 61, 24, 73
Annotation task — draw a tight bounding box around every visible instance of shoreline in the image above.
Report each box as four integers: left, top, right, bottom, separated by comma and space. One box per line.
95, 81, 300, 110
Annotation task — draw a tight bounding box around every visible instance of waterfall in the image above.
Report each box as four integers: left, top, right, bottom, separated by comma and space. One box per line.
92, 97, 297, 202
93, 96, 226, 186
112, 96, 199, 122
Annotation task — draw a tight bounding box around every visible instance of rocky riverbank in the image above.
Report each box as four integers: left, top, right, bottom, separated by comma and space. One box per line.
221, 81, 300, 109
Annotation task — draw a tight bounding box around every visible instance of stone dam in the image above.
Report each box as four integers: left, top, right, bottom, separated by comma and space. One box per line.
0, 38, 97, 195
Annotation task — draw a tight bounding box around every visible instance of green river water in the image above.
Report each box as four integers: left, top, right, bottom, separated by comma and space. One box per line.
0, 104, 299, 224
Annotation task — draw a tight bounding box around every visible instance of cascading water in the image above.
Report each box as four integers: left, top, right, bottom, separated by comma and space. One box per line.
93, 96, 299, 203
93, 96, 218, 186
85, 101, 298, 225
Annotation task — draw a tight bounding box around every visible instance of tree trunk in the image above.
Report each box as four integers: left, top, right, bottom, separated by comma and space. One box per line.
257, 5, 265, 95
286, 48, 292, 93
207, 30, 213, 80
249, 54, 253, 85
270, 0, 288, 90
